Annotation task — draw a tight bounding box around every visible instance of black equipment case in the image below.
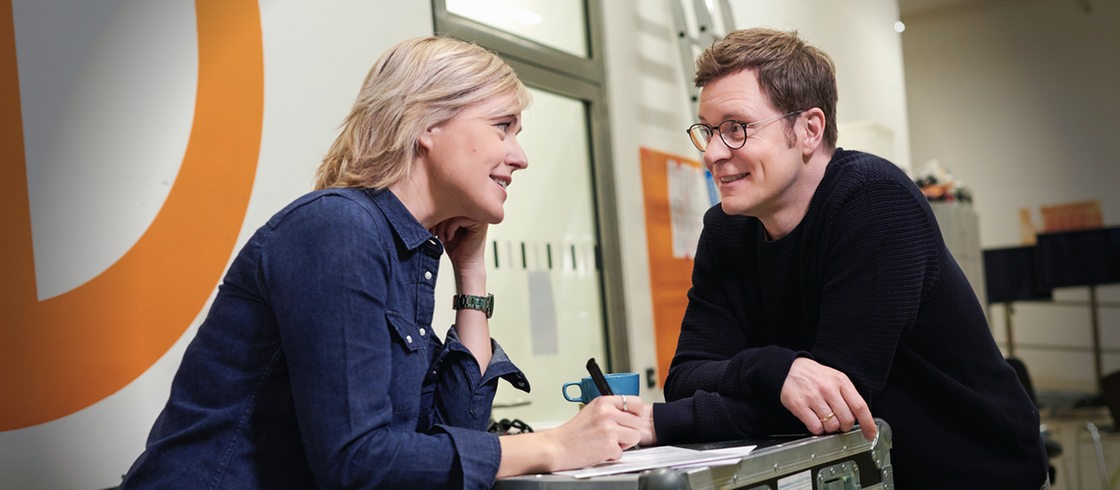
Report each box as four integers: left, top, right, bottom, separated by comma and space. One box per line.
494, 418, 893, 490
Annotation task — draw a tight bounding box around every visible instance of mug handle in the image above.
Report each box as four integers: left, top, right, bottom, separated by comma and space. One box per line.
562, 382, 584, 402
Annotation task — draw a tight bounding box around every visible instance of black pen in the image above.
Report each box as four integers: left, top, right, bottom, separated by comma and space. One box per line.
586, 357, 614, 396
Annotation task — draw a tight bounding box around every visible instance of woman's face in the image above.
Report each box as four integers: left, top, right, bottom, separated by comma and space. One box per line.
421, 93, 528, 225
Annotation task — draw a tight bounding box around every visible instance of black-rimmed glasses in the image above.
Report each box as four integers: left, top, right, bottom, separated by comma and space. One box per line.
686, 110, 804, 152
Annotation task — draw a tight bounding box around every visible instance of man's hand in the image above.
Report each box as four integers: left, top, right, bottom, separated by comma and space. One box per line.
780, 357, 877, 441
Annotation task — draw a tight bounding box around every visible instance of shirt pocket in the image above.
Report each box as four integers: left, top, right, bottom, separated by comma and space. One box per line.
384, 310, 429, 426
385, 310, 426, 354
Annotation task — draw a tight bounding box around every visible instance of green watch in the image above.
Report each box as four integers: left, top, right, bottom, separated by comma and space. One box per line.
452, 293, 494, 318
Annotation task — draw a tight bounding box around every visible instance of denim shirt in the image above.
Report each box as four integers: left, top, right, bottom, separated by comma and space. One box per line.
121, 188, 529, 489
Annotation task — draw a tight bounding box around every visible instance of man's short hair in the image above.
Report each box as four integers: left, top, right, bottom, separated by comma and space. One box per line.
694, 28, 838, 149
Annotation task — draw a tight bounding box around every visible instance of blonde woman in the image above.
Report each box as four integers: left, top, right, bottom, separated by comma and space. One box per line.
121, 37, 641, 489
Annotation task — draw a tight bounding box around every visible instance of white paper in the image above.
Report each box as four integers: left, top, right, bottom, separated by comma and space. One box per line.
666, 159, 711, 259
552, 444, 757, 479
666, 446, 762, 470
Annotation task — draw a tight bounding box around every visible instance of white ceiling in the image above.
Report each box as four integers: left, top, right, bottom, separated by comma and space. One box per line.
898, 0, 1094, 19
897, 0, 986, 17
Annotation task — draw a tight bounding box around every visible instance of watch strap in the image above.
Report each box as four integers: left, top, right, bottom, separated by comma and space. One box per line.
452, 293, 493, 318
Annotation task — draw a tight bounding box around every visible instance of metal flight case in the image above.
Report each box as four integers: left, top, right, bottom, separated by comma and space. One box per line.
494, 418, 893, 490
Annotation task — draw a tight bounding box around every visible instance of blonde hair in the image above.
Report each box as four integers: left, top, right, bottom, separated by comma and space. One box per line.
314, 37, 530, 190
694, 28, 838, 149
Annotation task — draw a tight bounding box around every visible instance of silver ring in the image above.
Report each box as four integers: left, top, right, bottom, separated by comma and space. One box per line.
621, 395, 628, 412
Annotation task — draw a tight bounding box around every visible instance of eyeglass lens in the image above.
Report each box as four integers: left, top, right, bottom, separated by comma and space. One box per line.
687, 111, 803, 152
688, 121, 746, 152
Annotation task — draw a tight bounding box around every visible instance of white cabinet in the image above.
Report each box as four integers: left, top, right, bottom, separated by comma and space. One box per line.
930, 201, 987, 307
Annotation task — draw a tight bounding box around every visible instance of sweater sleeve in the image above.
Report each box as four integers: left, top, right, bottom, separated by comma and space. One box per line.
812, 177, 939, 394
659, 208, 806, 442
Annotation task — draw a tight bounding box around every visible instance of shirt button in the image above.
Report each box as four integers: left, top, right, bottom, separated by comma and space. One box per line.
406, 335, 413, 344
419, 328, 426, 336
424, 271, 433, 280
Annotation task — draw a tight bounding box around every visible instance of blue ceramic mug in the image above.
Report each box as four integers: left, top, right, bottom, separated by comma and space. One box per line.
562, 372, 640, 403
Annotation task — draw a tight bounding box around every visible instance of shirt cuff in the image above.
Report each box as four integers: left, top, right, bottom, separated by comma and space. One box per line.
436, 424, 502, 489
652, 398, 696, 445
439, 326, 530, 393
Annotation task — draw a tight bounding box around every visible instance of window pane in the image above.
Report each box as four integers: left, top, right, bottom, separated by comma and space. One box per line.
489, 87, 605, 424
446, 0, 588, 58
431, 87, 606, 425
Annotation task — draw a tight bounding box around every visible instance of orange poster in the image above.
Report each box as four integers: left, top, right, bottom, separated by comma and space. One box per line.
639, 147, 714, 386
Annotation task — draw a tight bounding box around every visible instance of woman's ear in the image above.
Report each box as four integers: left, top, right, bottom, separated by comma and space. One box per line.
417, 126, 436, 152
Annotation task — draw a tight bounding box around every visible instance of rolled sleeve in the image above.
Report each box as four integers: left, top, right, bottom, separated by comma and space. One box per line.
432, 328, 530, 430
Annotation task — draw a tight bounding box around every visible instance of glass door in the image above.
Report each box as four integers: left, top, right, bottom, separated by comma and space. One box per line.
432, 0, 627, 426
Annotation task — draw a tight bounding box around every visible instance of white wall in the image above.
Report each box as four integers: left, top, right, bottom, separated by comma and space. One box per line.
728, 0, 913, 171
903, 0, 1120, 249
1, 2, 432, 489
902, 0, 1120, 391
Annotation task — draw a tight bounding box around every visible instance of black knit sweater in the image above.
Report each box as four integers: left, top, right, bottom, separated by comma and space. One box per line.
654, 149, 1047, 488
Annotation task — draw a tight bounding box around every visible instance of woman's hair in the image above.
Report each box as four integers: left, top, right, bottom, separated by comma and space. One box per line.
314, 36, 530, 190
694, 28, 838, 149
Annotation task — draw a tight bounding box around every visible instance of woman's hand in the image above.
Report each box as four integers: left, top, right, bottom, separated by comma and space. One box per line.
639, 402, 657, 446
432, 217, 493, 370
431, 217, 487, 277
497, 395, 643, 478
548, 395, 644, 468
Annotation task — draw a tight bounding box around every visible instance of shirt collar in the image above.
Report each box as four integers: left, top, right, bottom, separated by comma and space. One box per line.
364, 188, 442, 254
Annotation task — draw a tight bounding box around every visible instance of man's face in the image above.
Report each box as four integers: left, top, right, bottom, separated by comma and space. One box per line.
696, 69, 808, 226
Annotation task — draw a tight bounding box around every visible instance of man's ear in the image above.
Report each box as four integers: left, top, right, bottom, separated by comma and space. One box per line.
801, 108, 826, 155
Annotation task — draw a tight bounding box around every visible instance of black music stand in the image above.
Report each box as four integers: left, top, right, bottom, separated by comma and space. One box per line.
1034, 227, 1120, 387
983, 245, 1052, 356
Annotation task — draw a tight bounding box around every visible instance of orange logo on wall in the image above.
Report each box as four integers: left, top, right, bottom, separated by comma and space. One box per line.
0, 0, 263, 430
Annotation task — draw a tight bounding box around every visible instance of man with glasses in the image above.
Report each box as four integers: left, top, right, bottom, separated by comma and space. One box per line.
637, 28, 1048, 488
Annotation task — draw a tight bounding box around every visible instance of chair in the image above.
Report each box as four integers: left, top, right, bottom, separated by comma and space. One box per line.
1007, 356, 1062, 485
1085, 370, 1120, 489
1040, 200, 1102, 233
